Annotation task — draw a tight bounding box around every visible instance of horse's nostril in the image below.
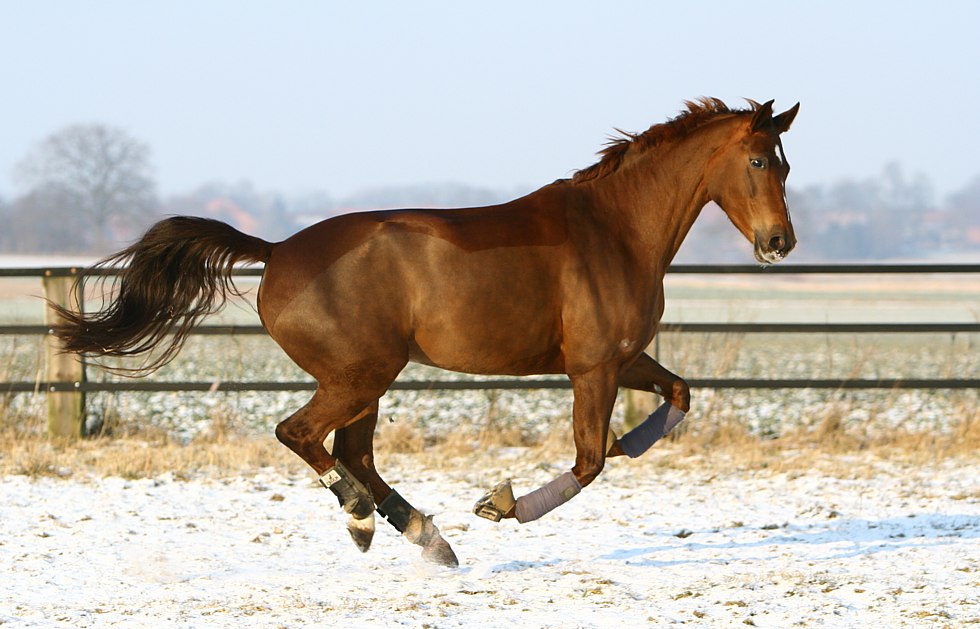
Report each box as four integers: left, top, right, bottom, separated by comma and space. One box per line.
769, 235, 785, 252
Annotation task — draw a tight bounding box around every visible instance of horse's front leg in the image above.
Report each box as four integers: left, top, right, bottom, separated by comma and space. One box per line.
607, 351, 689, 458
474, 364, 619, 523
618, 351, 690, 410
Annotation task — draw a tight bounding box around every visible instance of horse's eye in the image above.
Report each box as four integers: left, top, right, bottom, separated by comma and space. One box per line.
750, 157, 767, 170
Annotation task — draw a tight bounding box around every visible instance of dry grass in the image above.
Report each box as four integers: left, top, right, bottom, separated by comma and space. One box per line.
0, 404, 304, 480
660, 402, 980, 477
2, 400, 975, 482
0, 434, 302, 480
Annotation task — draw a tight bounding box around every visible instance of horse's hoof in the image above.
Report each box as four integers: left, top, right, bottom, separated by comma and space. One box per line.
347, 512, 375, 553
421, 536, 459, 568
405, 513, 459, 567
473, 479, 515, 522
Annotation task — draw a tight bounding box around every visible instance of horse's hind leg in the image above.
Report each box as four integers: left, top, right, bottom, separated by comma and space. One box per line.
278, 390, 458, 567
333, 402, 459, 567
275, 387, 379, 523
330, 403, 383, 553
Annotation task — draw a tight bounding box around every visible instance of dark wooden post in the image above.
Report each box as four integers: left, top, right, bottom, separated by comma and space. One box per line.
42, 268, 86, 438
623, 337, 661, 429
623, 389, 658, 429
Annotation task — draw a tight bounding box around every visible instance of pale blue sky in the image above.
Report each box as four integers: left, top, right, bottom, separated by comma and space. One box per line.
2, 1, 978, 201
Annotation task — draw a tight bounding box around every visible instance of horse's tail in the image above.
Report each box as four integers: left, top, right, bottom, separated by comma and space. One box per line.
51, 216, 275, 375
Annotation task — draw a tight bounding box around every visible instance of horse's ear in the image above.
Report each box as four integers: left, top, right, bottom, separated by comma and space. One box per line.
750, 100, 775, 132
772, 102, 800, 134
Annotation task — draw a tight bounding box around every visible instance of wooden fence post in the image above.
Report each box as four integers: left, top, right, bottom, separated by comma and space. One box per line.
623, 389, 658, 430
622, 337, 661, 430
42, 269, 85, 438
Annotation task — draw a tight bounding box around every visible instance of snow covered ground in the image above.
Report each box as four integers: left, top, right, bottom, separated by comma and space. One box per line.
1, 450, 977, 628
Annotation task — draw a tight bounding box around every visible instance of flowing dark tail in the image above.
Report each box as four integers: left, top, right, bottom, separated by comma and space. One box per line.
51, 216, 275, 375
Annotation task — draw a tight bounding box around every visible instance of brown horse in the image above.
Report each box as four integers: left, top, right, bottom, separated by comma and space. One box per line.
53, 97, 799, 567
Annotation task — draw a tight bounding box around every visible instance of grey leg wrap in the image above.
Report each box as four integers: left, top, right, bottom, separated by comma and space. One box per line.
319, 461, 374, 520
514, 471, 581, 524
379, 490, 459, 567
619, 401, 686, 458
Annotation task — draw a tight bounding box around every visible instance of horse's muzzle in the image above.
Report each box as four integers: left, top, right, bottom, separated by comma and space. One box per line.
754, 227, 796, 265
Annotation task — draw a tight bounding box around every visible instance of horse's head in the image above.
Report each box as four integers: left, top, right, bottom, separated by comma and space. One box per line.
708, 100, 800, 264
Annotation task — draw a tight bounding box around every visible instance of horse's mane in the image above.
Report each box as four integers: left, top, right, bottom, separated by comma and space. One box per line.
571, 97, 758, 184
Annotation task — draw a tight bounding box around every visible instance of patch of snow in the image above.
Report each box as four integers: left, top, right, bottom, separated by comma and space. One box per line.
1, 454, 977, 627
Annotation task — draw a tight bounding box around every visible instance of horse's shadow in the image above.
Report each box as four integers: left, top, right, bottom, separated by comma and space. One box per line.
599, 513, 979, 568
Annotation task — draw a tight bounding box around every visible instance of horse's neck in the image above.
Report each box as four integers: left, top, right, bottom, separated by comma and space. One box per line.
581, 125, 729, 274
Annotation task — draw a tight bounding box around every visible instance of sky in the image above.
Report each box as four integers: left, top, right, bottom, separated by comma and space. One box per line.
2, 1, 979, 203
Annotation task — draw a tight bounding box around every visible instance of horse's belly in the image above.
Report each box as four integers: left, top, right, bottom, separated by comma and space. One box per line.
409, 343, 564, 376
409, 310, 563, 376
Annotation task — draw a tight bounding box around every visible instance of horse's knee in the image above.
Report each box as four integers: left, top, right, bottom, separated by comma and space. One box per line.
671, 378, 691, 412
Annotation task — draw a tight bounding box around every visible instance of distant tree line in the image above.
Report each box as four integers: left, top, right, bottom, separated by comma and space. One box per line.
2, 123, 978, 261
3, 124, 157, 253
786, 163, 977, 262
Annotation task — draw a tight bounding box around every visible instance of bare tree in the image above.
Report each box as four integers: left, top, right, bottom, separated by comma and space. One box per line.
15, 124, 159, 252
2, 186, 90, 253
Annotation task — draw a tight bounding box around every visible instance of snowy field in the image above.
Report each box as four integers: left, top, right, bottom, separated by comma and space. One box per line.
2, 450, 977, 628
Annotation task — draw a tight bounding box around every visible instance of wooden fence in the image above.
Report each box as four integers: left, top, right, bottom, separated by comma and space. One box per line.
1, 264, 978, 437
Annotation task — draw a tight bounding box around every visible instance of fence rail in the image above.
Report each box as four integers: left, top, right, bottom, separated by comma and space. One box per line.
5, 262, 980, 277
4, 377, 977, 395
4, 322, 980, 337
1, 264, 977, 436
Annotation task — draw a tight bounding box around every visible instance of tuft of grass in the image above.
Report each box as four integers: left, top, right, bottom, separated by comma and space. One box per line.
1, 414, 977, 481
376, 419, 426, 454
0, 407, 303, 479
1, 385, 976, 481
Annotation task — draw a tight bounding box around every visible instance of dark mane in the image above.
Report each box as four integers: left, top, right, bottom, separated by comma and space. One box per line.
571, 97, 757, 184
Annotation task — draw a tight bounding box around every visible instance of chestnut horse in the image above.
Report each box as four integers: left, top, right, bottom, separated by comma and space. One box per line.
54, 98, 799, 567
